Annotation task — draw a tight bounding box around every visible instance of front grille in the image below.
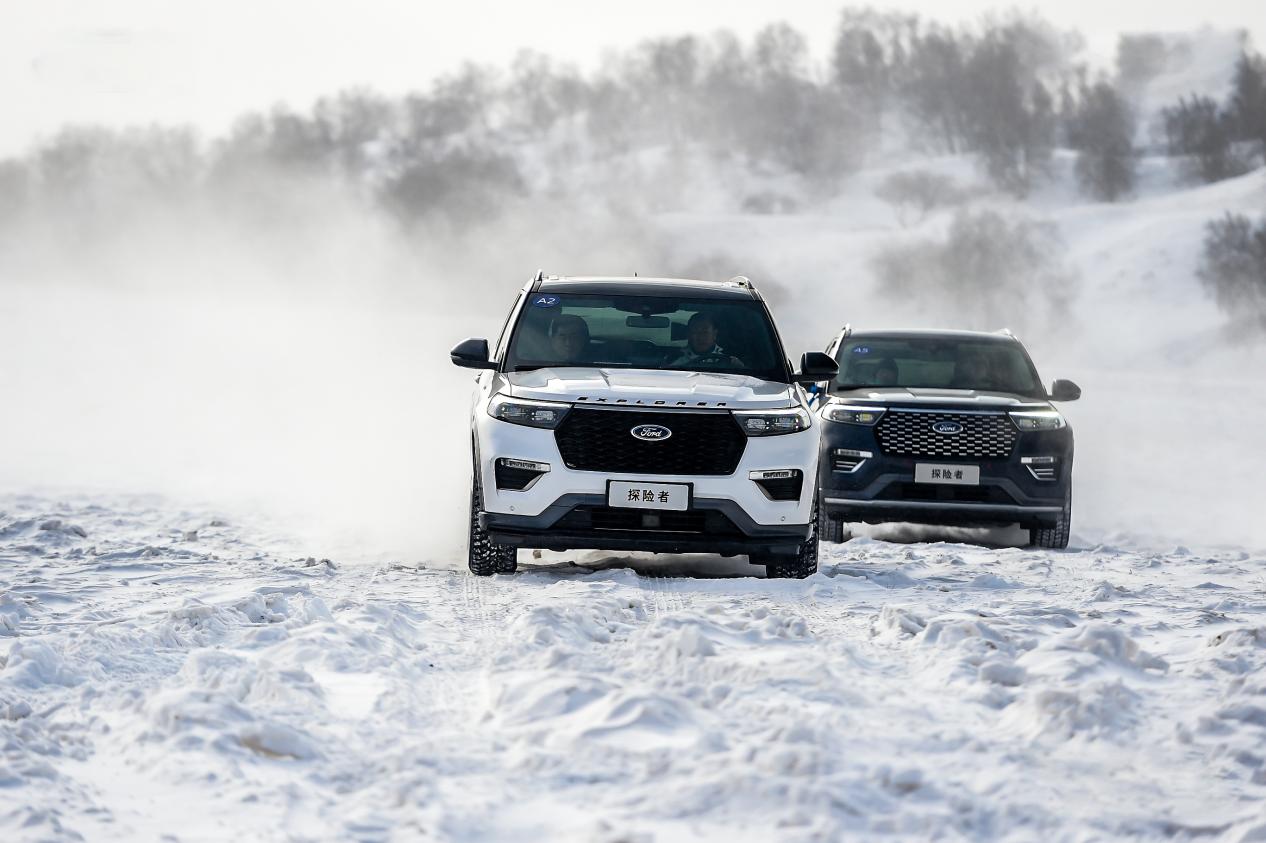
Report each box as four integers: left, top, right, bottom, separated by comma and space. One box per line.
554, 409, 746, 475
875, 411, 1017, 459
554, 506, 743, 535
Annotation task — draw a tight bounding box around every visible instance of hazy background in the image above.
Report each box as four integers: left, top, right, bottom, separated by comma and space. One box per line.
2, 1, 1264, 560
6, 0, 1262, 156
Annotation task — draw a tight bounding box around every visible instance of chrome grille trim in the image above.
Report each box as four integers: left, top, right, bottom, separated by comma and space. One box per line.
875, 410, 1017, 459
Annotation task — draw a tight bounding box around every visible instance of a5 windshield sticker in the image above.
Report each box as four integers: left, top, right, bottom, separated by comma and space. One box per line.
531, 295, 560, 308
852, 346, 871, 354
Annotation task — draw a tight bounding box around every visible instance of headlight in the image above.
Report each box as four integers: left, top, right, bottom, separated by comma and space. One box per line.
488, 395, 570, 429
1008, 409, 1066, 431
821, 404, 885, 426
733, 407, 811, 436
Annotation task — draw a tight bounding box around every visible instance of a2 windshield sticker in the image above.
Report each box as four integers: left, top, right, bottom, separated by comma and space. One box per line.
532, 295, 560, 308
853, 346, 871, 354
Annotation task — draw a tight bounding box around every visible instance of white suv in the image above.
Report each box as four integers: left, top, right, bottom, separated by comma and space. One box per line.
451, 274, 838, 578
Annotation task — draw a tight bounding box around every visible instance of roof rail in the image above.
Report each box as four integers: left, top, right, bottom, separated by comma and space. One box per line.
725, 275, 754, 289
841, 323, 853, 339
533, 269, 544, 282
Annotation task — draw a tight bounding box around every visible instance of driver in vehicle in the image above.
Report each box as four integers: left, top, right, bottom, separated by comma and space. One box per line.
873, 358, 899, 386
671, 311, 743, 367
548, 314, 592, 364
953, 351, 993, 389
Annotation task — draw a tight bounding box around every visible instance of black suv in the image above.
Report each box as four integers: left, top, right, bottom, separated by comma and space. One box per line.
815, 328, 1080, 548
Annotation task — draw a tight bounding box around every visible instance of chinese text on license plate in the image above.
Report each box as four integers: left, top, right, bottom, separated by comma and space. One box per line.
914, 464, 981, 485
609, 481, 690, 511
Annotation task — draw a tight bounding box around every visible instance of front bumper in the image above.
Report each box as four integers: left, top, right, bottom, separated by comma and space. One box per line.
478, 413, 818, 523
481, 494, 811, 554
474, 407, 820, 552
818, 418, 1072, 528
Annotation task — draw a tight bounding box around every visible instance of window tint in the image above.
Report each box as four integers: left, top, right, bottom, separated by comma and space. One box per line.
832, 338, 1043, 396
505, 293, 787, 381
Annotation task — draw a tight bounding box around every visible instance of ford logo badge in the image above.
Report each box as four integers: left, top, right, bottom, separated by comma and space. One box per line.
631, 424, 672, 442
932, 421, 964, 435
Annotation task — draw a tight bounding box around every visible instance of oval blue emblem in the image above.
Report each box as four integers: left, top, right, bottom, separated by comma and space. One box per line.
631, 424, 672, 442
932, 421, 964, 435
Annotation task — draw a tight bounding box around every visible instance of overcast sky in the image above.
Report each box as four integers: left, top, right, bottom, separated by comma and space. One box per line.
2, 0, 1261, 156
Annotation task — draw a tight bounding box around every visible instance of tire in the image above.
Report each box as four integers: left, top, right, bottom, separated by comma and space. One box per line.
468, 462, 517, 576
819, 504, 848, 544
1029, 486, 1071, 550
758, 500, 820, 579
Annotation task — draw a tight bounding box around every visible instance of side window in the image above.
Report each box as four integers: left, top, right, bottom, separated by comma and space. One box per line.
492, 293, 525, 364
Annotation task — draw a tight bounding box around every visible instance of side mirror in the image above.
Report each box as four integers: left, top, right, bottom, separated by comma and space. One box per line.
795, 351, 838, 384
1050, 379, 1081, 402
450, 337, 496, 370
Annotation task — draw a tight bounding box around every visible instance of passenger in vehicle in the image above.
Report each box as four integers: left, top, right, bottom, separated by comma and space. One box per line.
953, 352, 993, 389
670, 312, 742, 367
549, 314, 592, 364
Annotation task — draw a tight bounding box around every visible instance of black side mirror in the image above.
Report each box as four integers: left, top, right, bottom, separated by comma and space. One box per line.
450, 337, 496, 370
795, 351, 838, 384
1050, 379, 1081, 402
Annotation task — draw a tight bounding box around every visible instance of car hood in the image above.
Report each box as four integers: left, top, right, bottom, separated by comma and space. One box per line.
503, 367, 797, 409
829, 387, 1049, 409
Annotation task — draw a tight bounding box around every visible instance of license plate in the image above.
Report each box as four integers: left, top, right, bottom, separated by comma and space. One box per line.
608, 481, 690, 511
915, 464, 980, 485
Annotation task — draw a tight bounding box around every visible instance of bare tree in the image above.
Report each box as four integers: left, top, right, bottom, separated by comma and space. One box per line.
901, 30, 970, 153
1114, 34, 1171, 95
1161, 95, 1252, 183
1069, 81, 1136, 201
961, 40, 1055, 195
379, 146, 524, 226
872, 209, 1075, 331
1229, 50, 1266, 161
502, 51, 589, 141
1198, 213, 1266, 334
0, 160, 30, 224
313, 89, 396, 176
832, 7, 915, 134
874, 169, 967, 224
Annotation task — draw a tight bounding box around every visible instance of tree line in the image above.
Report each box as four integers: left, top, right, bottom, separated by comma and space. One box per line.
1, 9, 1262, 236
1, 9, 1262, 334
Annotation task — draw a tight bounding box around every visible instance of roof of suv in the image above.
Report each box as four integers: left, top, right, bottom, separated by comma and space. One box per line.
843, 329, 1021, 344
532, 275, 760, 300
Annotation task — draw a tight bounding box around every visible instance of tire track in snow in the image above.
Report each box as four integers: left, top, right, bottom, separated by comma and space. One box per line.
638, 572, 693, 619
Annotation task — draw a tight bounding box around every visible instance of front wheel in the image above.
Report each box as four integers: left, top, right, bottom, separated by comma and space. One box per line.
468, 464, 517, 576
756, 501, 820, 579
1029, 486, 1072, 550
819, 504, 848, 544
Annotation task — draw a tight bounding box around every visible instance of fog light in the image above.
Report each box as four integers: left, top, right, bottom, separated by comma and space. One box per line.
748, 469, 797, 480
832, 448, 873, 473
1021, 456, 1058, 481
749, 469, 803, 501
495, 458, 550, 491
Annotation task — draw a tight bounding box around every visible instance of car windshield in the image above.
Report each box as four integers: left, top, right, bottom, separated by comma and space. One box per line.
831, 337, 1045, 397
504, 292, 788, 382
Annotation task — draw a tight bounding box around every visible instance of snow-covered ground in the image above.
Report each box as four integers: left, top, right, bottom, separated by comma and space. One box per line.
3, 493, 1265, 842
